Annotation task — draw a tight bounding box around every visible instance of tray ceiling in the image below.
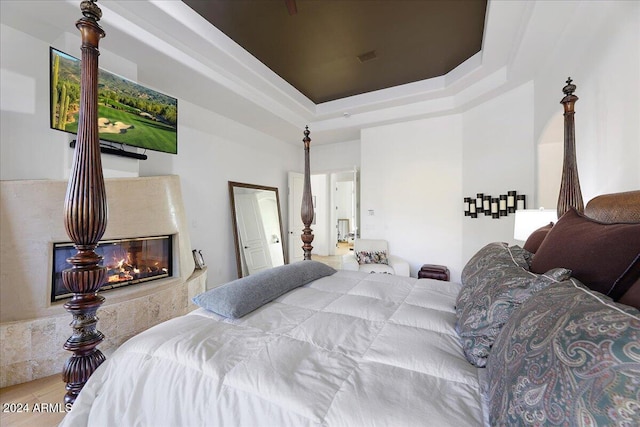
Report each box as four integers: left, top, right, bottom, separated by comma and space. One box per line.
182, 0, 487, 104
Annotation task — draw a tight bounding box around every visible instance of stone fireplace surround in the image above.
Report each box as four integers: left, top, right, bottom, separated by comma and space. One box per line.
0, 175, 207, 388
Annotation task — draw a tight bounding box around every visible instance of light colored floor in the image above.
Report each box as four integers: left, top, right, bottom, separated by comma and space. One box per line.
314, 242, 352, 269
0, 374, 67, 427
335, 241, 352, 255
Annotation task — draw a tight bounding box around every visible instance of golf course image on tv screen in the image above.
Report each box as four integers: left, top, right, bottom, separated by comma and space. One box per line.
50, 47, 178, 154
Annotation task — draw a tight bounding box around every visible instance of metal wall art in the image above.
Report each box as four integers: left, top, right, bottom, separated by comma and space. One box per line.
464, 191, 526, 219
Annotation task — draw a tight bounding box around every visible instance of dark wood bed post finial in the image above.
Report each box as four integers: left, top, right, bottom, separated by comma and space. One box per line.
557, 77, 584, 219
62, 0, 107, 406
301, 126, 314, 260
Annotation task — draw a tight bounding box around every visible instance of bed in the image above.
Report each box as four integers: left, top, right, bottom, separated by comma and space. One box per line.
59, 2, 639, 426
60, 195, 639, 426
63, 269, 485, 426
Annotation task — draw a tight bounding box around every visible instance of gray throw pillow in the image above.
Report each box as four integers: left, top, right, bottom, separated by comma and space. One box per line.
192, 261, 336, 318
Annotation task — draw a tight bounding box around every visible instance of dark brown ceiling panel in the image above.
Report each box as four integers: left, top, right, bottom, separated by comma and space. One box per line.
182, 0, 487, 104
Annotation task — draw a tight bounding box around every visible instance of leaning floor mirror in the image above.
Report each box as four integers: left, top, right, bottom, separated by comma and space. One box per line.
229, 181, 286, 277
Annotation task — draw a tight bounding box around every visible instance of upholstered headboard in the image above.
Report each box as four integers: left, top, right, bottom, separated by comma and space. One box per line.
585, 190, 640, 223
584, 190, 640, 309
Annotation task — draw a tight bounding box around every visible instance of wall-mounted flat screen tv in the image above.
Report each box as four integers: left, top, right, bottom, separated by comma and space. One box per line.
50, 47, 178, 154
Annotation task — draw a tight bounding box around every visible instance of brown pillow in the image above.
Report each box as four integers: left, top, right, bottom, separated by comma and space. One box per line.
530, 208, 640, 296
523, 222, 553, 254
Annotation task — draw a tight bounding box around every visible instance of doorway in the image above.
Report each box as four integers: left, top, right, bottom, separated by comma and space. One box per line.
329, 169, 359, 256
288, 168, 359, 259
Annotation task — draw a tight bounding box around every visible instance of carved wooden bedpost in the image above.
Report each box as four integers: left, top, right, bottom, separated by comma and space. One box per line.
62, 0, 107, 405
557, 77, 584, 218
301, 126, 314, 260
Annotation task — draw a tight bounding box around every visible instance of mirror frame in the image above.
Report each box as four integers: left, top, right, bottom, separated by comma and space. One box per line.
229, 181, 286, 278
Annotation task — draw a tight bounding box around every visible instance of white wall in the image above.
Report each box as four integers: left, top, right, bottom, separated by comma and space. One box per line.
141, 100, 298, 287
359, 83, 535, 281
361, 115, 463, 279
571, 6, 639, 200
532, 2, 640, 202
1, 25, 63, 180
0, 24, 299, 290
361, 82, 535, 280
311, 139, 360, 173
462, 82, 535, 263
537, 113, 563, 209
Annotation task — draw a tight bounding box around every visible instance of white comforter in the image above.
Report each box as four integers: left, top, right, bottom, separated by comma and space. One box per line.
61, 270, 485, 426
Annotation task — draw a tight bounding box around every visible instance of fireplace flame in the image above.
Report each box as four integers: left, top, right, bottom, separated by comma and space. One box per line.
105, 253, 168, 284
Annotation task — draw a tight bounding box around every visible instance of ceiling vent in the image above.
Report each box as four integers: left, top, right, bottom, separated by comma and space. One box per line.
357, 50, 377, 63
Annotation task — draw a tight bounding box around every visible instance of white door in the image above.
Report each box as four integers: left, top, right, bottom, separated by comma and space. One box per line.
353, 167, 360, 238
236, 193, 272, 275
288, 171, 304, 263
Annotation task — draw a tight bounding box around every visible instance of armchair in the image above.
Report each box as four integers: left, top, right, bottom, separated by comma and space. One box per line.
341, 239, 410, 276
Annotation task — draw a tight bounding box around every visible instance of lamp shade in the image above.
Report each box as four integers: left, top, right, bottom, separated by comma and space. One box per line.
513, 209, 558, 241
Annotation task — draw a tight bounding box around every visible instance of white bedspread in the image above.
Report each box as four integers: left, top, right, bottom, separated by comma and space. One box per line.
61, 270, 485, 426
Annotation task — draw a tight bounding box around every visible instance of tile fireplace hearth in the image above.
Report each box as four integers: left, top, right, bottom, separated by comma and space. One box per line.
0, 175, 206, 388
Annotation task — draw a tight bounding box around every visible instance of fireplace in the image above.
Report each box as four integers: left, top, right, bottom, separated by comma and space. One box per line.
1, 176, 205, 388
52, 235, 173, 302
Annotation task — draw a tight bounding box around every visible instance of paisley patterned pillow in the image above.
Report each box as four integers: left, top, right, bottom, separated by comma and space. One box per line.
456, 263, 570, 367
460, 242, 531, 290
355, 250, 389, 265
487, 279, 640, 426
456, 242, 539, 367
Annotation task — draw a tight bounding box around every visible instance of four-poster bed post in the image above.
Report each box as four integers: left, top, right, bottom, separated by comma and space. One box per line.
61, 0, 108, 405
301, 126, 314, 259
557, 77, 584, 218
